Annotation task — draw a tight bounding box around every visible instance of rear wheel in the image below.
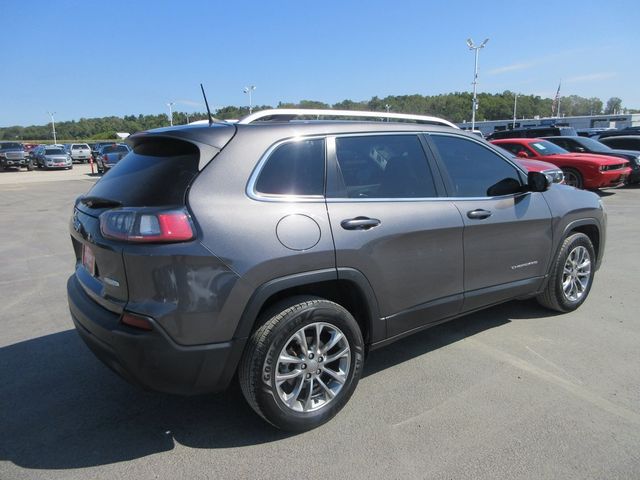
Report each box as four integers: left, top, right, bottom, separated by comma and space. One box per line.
537, 233, 595, 312
562, 168, 583, 189
239, 297, 364, 432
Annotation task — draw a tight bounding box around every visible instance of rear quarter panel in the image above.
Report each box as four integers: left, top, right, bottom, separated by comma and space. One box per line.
187, 126, 337, 342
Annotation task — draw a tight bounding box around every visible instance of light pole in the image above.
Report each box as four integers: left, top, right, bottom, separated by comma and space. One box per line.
47, 111, 57, 144
167, 102, 175, 126
243, 85, 256, 114
466, 37, 489, 131
513, 93, 518, 128
385, 104, 390, 122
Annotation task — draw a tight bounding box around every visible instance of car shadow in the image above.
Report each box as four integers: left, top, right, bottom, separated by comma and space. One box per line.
0, 299, 555, 470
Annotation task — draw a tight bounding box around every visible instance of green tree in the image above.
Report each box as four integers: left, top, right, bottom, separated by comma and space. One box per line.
605, 97, 622, 114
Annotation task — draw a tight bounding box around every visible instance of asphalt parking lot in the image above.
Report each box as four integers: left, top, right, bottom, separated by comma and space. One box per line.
1, 167, 639, 480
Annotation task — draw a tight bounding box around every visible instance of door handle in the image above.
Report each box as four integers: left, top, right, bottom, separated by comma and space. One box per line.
467, 209, 492, 220
341, 217, 381, 230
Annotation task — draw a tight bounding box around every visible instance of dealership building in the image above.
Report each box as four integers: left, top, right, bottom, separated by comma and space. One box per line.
458, 113, 640, 136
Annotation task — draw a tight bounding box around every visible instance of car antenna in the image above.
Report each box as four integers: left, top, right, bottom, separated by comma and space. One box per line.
200, 83, 214, 126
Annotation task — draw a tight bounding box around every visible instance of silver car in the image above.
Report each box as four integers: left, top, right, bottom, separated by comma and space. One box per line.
37, 147, 72, 170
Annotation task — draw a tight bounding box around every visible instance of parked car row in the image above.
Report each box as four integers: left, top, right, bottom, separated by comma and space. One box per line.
486, 124, 640, 188
1, 140, 133, 173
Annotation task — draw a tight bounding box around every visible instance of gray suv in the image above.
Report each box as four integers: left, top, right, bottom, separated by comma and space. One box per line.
67, 109, 606, 431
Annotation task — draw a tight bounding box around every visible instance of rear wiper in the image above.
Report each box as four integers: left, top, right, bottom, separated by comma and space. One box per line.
79, 196, 122, 208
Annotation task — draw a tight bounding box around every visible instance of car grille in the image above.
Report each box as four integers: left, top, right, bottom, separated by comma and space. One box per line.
5, 152, 24, 160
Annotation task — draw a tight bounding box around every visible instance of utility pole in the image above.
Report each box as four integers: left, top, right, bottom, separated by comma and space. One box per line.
167, 102, 175, 126
243, 85, 256, 114
47, 111, 57, 144
466, 38, 489, 131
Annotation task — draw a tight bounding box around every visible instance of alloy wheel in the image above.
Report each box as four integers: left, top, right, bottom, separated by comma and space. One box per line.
562, 245, 591, 302
274, 322, 351, 413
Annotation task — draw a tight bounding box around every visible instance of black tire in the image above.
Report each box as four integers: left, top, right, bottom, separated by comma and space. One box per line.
239, 296, 364, 432
27, 160, 34, 171
537, 233, 595, 312
562, 167, 583, 189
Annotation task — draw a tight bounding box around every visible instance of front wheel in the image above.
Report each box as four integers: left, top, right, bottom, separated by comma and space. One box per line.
239, 297, 364, 432
562, 168, 583, 189
537, 233, 595, 312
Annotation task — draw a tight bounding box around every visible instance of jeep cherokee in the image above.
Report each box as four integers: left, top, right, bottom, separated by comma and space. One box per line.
67, 109, 606, 431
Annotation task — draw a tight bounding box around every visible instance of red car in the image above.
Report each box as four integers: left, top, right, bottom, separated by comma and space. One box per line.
512, 157, 565, 184
492, 138, 631, 189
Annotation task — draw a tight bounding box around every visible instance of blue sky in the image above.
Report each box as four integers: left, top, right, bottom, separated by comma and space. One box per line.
1, 0, 639, 126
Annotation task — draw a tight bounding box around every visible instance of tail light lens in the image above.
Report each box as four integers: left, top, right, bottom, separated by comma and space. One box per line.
103, 154, 109, 163
100, 207, 195, 243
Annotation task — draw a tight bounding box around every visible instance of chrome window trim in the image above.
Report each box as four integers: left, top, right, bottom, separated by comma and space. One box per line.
246, 135, 328, 203
325, 192, 530, 203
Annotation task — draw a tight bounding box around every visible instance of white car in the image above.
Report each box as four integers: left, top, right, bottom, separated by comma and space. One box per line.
68, 143, 92, 163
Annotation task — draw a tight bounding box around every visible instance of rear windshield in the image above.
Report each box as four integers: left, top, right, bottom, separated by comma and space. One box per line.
86, 139, 200, 206
103, 145, 129, 154
72, 144, 89, 150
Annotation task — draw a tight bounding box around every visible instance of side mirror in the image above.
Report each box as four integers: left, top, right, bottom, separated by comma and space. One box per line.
528, 171, 551, 192
516, 151, 529, 158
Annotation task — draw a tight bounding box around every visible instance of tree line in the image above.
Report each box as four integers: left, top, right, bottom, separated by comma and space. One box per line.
1, 92, 633, 141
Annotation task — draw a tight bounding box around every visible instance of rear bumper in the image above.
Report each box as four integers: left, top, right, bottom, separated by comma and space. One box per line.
67, 275, 245, 395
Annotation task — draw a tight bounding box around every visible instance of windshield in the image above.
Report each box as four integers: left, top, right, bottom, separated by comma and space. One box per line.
0, 143, 23, 150
528, 140, 568, 156
576, 137, 612, 153
45, 148, 66, 155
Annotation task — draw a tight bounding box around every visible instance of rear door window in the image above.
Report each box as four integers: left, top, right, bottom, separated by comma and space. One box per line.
254, 138, 325, 196
334, 134, 437, 198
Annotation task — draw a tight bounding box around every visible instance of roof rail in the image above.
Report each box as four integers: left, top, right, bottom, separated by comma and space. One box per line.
237, 108, 458, 129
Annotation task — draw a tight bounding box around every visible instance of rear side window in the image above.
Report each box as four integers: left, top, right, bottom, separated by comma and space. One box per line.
255, 138, 325, 196
431, 135, 522, 197
335, 134, 436, 198
86, 139, 200, 206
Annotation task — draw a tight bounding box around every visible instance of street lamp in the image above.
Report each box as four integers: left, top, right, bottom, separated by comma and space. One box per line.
513, 93, 518, 128
47, 111, 57, 144
167, 102, 175, 126
385, 104, 390, 122
243, 85, 256, 114
466, 37, 489, 131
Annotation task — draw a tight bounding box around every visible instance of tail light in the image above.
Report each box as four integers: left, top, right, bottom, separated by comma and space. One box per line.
103, 154, 109, 163
100, 207, 195, 243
